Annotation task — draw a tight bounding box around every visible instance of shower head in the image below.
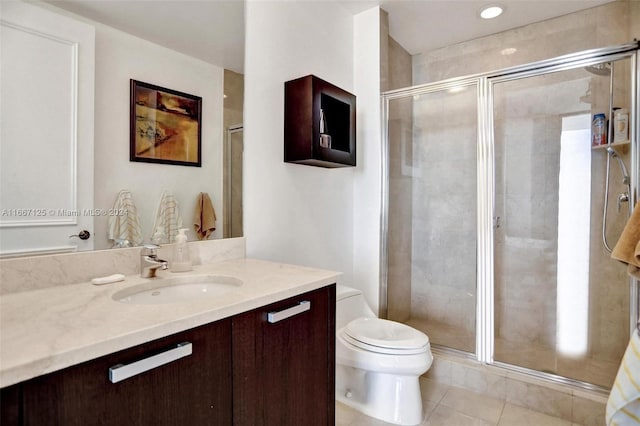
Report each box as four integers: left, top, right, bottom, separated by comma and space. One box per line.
606, 146, 619, 157
584, 62, 611, 76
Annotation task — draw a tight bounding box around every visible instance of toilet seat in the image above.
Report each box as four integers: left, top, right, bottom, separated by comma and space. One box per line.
342, 317, 430, 355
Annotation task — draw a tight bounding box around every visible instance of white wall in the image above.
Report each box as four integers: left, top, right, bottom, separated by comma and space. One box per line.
92, 24, 224, 249
244, 1, 382, 309
353, 8, 382, 313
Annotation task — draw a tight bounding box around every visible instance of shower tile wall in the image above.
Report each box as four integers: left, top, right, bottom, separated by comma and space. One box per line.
491, 64, 632, 387
493, 113, 562, 350
407, 89, 478, 354
412, 0, 636, 86
383, 13, 414, 322
387, 96, 413, 323
586, 67, 631, 367
384, 0, 638, 387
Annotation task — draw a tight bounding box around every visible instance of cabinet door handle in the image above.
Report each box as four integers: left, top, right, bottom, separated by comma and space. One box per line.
109, 342, 192, 383
267, 300, 311, 323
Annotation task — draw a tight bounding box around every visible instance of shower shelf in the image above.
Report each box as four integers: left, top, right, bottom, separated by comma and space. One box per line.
591, 140, 630, 151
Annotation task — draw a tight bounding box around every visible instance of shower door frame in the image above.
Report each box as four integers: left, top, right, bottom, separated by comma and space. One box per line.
380, 41, 639, 390
224, 124, 244, 239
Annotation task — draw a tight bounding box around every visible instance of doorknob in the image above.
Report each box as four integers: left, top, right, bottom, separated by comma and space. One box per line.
69, 230, 91, 240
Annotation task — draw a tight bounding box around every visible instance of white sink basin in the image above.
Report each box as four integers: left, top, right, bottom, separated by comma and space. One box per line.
113, 275, 242, 304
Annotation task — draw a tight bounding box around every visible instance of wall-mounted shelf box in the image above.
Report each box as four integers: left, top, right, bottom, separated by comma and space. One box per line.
284, 75, 356, 168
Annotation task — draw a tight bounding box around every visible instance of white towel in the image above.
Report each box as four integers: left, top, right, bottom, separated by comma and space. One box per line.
150, 190, 183, 244
606, 330, 640, 425
107, 190, 143, 247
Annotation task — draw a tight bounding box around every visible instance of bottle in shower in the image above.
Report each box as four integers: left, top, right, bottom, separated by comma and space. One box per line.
592, 113, 606, 146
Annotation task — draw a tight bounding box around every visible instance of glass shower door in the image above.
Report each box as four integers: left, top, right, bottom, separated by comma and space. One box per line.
224, 125, 243, 238
491, 58, 633, 388
386, 83, 478, 353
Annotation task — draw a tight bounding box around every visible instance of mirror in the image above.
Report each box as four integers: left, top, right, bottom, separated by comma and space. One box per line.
0, 0, 244, 257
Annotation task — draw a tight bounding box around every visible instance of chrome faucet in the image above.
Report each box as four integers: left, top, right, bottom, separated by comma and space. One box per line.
140, 244, 168, 278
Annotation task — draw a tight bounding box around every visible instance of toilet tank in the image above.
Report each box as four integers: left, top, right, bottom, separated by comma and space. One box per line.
336, 285, 376, 329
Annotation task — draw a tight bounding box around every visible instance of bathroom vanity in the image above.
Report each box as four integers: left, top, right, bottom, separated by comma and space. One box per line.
0, 253, 338, 426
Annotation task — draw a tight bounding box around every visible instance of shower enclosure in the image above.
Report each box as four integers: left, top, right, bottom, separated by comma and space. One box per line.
381, 43, 638, 389
224, 124, 244, 238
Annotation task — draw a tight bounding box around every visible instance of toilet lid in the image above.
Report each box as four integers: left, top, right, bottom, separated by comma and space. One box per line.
344, 318, 429, 352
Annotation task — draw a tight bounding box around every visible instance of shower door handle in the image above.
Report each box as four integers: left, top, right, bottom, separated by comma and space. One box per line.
493, 216, 501, 229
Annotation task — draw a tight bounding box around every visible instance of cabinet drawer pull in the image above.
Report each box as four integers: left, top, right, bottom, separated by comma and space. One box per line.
267, 300, 311, 323
109, 342, 192, 383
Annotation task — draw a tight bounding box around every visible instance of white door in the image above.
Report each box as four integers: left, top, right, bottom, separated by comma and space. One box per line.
0, 2, 95, 256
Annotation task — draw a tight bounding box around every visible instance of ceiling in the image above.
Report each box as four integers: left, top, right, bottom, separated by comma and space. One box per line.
43, 0, 616, 73
42, 0, 246, 73
373, 0, 616, 55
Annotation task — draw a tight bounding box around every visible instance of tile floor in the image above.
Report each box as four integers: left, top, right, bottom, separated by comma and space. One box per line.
336, 377, 591, 426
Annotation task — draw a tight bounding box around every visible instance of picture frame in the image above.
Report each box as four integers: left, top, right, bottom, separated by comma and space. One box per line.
130, 79, 202, 167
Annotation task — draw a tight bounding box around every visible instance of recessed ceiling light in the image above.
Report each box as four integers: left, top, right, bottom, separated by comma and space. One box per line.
501, 47, 517, 56
480, 5, 503, 19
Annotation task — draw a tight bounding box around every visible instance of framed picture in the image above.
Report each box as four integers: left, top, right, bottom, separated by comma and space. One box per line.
130, 79, 202, 167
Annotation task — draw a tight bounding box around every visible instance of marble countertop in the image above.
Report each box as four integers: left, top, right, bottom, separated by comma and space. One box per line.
0, 258, 341, 388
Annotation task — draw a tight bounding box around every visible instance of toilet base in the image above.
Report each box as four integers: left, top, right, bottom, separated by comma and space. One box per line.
335, 364, 423, 426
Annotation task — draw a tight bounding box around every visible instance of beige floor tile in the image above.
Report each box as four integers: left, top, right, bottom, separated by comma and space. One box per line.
336, 401, 361, 426
505, 377, 573, 420
349, 412, 397, 426
336, 399, 434, 426
423, 404, 495, 426
439, 386, 505, 424
450, 362, 507, 400
338, 403, 436, 425
571, 395, 606, 426
498, 403, 572, 426
420, 377, 450, 404
422, 401, 438, 422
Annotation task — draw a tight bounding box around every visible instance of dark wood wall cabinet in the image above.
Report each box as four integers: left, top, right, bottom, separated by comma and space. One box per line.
285, 75, 356, 168
0, 285, 336, 426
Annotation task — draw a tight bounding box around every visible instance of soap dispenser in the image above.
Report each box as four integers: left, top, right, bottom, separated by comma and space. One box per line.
171, 228, 192, 272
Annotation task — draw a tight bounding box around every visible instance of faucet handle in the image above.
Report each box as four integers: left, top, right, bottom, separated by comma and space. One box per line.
141, 244, 159, 256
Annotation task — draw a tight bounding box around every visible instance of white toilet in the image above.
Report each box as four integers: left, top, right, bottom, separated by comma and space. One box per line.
335, 285, 433, 426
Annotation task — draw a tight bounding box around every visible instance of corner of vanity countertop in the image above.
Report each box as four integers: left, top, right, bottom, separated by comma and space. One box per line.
0, 255, 342, 388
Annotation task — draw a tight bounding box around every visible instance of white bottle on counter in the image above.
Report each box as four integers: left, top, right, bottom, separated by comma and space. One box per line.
171, 228, 192, 272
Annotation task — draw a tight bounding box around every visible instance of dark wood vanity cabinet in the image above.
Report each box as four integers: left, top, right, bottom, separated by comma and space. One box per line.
0, 285, 336, 426
21, 319, 233, 426
232, 285, 336, 426
0, 384, 20, 425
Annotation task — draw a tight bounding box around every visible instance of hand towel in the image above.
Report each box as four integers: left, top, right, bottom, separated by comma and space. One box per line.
612, 202, 640, 279
107, 190, 143, 247
193, 192, 217, 240
150, 190, 183, 244
606, 330, 640, 425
